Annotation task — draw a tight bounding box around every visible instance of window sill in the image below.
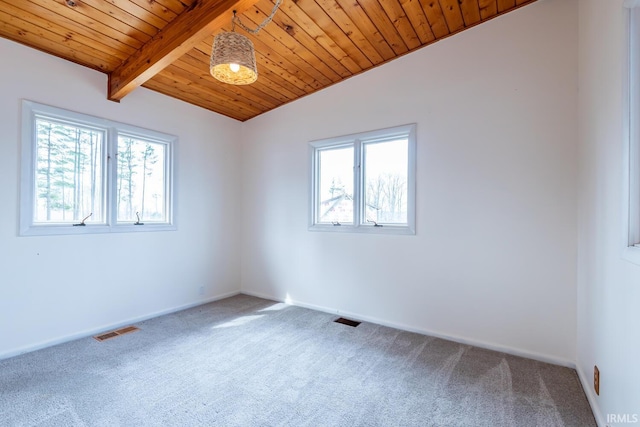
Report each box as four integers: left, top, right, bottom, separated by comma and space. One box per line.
308, 224, 415, 235
623, 245, 640, 266
20, 223, 176, 237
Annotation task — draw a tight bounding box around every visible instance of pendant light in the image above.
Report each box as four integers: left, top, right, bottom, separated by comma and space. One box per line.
210, 1, 282, 85
210, 30, 257, 85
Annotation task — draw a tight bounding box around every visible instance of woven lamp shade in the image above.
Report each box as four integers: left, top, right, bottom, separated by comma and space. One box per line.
210, 32, 258, 85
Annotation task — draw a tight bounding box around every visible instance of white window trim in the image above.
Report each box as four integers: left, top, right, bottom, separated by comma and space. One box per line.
308, 124, 416, 235
20, 100, 177, 236
623, 1, 640, 265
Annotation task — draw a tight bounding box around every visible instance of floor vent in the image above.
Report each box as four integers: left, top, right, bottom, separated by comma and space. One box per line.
334, 317, 361, 327
94, 326, 140, 342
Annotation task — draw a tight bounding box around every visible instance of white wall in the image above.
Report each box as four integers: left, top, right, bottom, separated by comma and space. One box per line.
7, 4, 638, 419
0, 38, 243, 358
577, 0, 640, 424
4, 0, 637, 418
240, 0, 579, 365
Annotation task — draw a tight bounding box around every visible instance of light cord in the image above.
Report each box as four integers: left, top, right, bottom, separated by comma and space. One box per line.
232, 0, 282, 34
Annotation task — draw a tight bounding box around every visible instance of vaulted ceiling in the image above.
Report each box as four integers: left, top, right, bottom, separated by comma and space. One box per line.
0, 0, 537, 121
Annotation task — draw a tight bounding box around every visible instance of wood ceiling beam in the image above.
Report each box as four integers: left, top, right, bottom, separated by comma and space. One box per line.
108, 0, 259, 102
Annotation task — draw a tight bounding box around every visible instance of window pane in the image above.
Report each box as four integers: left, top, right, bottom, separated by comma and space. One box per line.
317, 146, 354, 224
34, 118, 104, 223
363, 138, 408, 224
117, 136, 166, 223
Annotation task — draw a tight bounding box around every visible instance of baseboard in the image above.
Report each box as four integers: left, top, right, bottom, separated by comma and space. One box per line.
0, 290, 240, 361
4, 287, 577, 372
240, 290, 575, 369
576, 363, 606, 427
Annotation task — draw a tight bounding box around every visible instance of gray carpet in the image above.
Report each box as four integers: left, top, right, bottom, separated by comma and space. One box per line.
0, 295, 595, 426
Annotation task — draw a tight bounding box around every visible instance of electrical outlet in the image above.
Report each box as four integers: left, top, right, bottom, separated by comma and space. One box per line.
198, 286, 204, 296
594, 365, 600, 396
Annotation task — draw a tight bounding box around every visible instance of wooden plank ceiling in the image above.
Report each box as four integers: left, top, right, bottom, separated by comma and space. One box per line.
0, 0, 537, 121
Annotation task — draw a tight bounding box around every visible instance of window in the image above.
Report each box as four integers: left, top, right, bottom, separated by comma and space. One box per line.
624, 1, 640, 264
309, 124, 416, 234
116, 135, 169, 224
20, 101, 175, 236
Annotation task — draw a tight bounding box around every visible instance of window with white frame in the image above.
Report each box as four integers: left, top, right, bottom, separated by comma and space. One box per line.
20, 100, 175, 236
309, 124, 416, 234
624, 1, 640, 264
626, 2, 640, 249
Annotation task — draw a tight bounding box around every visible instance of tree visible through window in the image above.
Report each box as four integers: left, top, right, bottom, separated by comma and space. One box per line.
309, 124, 416, 234
318, 145, 353, 224
21, 101, 175, 236
363, 138, 408, 225
117, 136, 166, 223
34, 118, 104, 224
